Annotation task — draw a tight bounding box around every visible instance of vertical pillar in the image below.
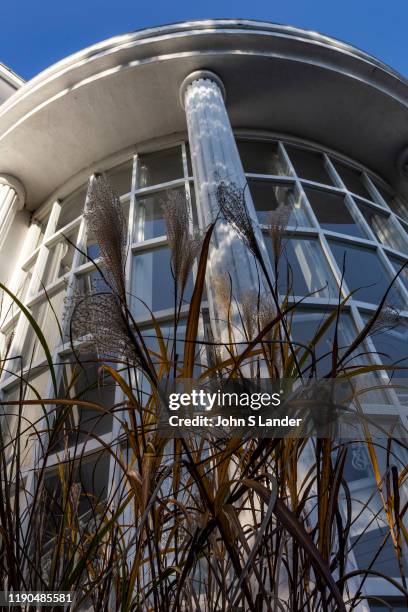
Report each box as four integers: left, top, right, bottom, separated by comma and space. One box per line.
181, 71, 271, 344
0, 174, 25, 250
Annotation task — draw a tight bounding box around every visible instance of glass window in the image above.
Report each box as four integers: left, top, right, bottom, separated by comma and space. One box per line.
57, 186, 87, 230
329, 241, 404, 307
105, 160, 133, 195
266, 237, 337, 298
43, 453, 110, 540
290, 309, 384, 402
373, 179, 408, 218
351, 526, 407, 577
22, 289, 66, 365
237, 140, 288, 175
365, 318, 408, 379
185, 143, 193, 177
388, 255, 408, 293
286, 145, 333, 185
76, 268, 111, 295
18, 261, 35, 302
85, 199, 129, 263
304, 187, 366, 238
387, 196, 408, 219
86, 240, 100, 261
42, 229, 79, 287
134, 186, 186, 242
137, 147, 183, 188
332, 160, 372, 200
0, 385, 22, 441
368, 600, 408, 611
249, 180, 311, 227
290, 309, 357, 375
131, 247, 193, 317
51, 355, 115, 452
342, 440, 372, 481
356, 200, 408, 253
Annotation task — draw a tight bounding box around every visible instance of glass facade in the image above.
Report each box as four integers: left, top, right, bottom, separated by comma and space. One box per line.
1, 137, 408, 601
2, 137, 408, 407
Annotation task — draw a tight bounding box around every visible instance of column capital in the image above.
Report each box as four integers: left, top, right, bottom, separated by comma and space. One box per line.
179, 70, 226, 108
0, 173, 25, 210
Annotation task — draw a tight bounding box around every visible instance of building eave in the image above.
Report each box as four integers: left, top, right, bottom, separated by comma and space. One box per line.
0, 19, 407, 210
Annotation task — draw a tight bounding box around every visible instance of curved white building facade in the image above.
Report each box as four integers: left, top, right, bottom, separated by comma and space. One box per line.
1, 20, 408, 609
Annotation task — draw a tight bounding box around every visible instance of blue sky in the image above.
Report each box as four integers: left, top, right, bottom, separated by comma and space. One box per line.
1, 1, 407, 80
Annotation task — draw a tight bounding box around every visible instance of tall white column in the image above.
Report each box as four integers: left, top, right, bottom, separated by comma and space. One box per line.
181, 71, 271, 343
0, 174, 25, 250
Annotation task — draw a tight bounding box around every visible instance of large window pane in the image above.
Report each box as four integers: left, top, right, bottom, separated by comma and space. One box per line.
57, 186, 87, 230
365, 317, 408, 379
266, 237, 337, 298
249, 180, 311, 227
21, 289, 65, 366
286, 145, 333, 185
329, 241, 404, 307
332, 160, 372, 200
134, 186, 185, 242
388, 255, 408, 292
351, 526, 407, 577
356, 200, 408, 253
137, 147, 183, 188
131, 247, 193, 317
106, 160, 133, 195
42, 229, 79, 286
237, 140, 288, 175
290, 309, 383, 403
290, 309, 357, 375
304, 187, 366, 238
51, 355, 115, 452
373, 179, 408, 219
43, 453, 110, 540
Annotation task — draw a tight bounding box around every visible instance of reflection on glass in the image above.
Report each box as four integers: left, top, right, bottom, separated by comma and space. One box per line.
357, 200, 407, 252
291, 309, 384, 403
135, 186, 185, 241
304, 187, 366, 237
77, 269, 111, 295
237, 140, 288, 175
342, 440, 372, 481
332, 160, 372, 200
44, 453, 109, 539
329, 241, 404, 307
286, 145, 333, 185
351, 527, 408, 577
388, 255, 408, 293
51, 355, 115, 452
42, 230, 78, 287
137, 147, 183, 188
365, 316, 408, 379
131, 247, 193, 317
266, 237, 337, 298
57, 186, 87, 230
249, 180, 311, 227
23, 289, 65, 364
106, 160, 133, 195
290, 309, 356, 375
373, 180, 408, 219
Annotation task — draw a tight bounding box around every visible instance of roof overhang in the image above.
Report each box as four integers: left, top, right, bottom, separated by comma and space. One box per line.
0, 19, 407, 210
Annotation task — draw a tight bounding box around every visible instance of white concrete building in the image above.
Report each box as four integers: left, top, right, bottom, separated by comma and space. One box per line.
0, 20, 408, 610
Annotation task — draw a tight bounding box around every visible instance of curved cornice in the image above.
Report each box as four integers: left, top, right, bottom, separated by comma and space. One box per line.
0, 19, 406, 209
2, 20, 407, 105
